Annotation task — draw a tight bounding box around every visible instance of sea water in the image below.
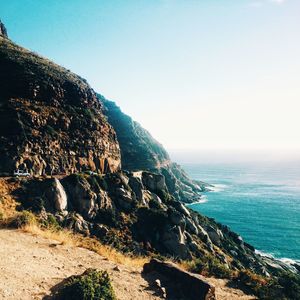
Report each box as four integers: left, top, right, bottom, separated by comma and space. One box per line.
183, 161, 300, 262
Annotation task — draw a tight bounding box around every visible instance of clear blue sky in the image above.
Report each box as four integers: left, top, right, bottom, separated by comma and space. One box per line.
1, 0, 300, 155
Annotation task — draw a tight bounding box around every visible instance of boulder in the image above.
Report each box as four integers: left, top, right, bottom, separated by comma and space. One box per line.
44, 178, 68, 212
205, 225, 224, 246
64, 176, 97, 219
172, 201, 191, 217
96, 189, 113, 211
160, 225, 191, 259
128, 174, 144, 202
142, 172, 167, 193
114, 187, 133, 211
64, 213, 90, 235
52, 179, 68, 212
90, 223, 109, 239
143, 259, 216, 300
168, 207, 186, 227
185, 217, 199, 235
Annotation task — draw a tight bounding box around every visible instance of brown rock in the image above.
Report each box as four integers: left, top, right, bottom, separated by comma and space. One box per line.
143, 258, 215, 300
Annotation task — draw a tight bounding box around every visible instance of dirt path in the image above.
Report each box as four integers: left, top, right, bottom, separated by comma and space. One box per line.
0, 229, 161, 300
0, 229, 256, 300
207, 277, 256, 300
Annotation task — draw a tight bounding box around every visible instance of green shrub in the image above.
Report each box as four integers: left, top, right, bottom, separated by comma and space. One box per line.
10, 211, 37, 228
55, 269, 116, 300
40, 213, 61, 231
188, 255, 232, 279
30, 196, 45, 213
235, 269, 300, 300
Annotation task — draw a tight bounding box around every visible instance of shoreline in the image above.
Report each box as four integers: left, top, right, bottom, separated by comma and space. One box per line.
188, 181, 300, 271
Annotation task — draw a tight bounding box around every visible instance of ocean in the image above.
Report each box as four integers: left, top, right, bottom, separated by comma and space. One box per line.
182, 161, 300, 262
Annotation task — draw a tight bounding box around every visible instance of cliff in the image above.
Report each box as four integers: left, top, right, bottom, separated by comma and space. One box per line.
0, 20, 8, 38
0, 36, 120, 175
101, 97, 209, 203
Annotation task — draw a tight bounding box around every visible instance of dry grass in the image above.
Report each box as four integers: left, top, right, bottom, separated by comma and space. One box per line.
21, 222, 148, 268
0, 177, 148, 268
0, 178, 19, 219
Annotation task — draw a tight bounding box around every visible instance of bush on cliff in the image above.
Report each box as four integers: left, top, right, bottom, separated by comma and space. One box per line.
187, 254, 232, 279
236, 269, 300, 300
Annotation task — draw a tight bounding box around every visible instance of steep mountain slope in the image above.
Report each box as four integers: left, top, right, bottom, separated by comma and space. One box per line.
0, 36, 120, 176
101, 97, 209, 203
1, 26, 300, 300
100, 96, 169, 171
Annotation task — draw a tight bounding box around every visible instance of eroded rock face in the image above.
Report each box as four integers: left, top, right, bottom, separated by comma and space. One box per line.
16, 172, 297, 276
0, 37, 121, 176
0, 21, 8, 38
101, 97, 211, 203
101, 97, 170, 171
63, 175, 98, 219
52, 178, 68, 212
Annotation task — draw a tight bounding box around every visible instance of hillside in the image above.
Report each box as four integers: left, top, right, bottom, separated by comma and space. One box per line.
0, 36, 120, 176
0, 26, 300, 300
101, 97, 210, 203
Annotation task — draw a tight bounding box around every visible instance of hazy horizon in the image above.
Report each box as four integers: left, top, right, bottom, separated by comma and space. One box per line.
1, 0, 299, 153
169, 148, 300, 164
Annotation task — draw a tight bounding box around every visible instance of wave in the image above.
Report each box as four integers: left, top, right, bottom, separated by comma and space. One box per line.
255, 249, 300, 267
208, 184, 228, 192
186, 195, 208, 206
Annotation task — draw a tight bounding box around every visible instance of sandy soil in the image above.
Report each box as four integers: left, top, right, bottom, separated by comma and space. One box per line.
0, 229, 161, 300
0, 229, 256, 300
207, 277, 257, 300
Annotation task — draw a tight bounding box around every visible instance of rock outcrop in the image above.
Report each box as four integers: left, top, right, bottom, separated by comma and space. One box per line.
0, 37, 120, 176
143, 258, 216, 300
101, 97, 210, 203
0, 20, 8, 38
16, 171, 293, 280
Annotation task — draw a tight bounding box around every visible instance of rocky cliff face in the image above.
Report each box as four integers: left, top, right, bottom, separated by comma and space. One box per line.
0, 37, 121, 175
17, 172, 296, 280
101, 97, 209, 203
0, 20, 8, 38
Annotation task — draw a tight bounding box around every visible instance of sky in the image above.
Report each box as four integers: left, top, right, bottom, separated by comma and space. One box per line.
1, 0, 300, 159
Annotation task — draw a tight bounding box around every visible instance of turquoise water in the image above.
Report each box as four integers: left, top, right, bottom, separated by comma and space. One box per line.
183, 162, 300, 261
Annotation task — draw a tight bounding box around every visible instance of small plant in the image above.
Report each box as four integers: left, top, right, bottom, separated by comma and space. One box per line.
55, 268, 116, 300
236, 270, 300, 300
40, 213, 61, 231
10, 210, 37, 228
188, 254, 232, 279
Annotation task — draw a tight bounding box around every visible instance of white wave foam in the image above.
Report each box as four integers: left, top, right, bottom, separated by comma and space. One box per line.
186, 195, 208, 206
209, 184, 227, 192
255, 249, 300, 265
